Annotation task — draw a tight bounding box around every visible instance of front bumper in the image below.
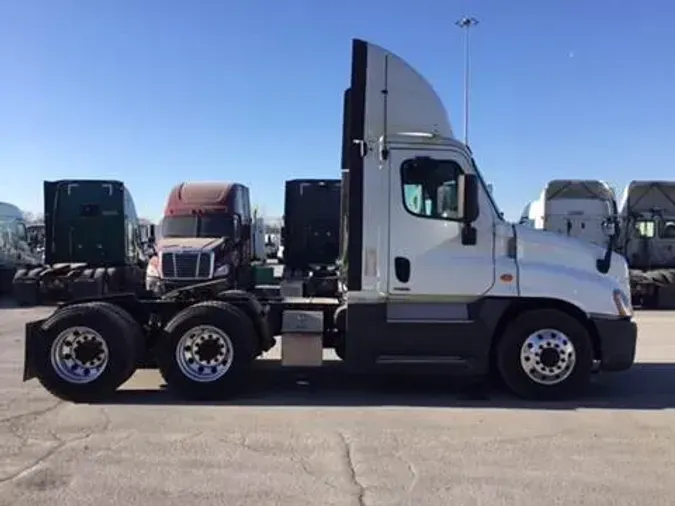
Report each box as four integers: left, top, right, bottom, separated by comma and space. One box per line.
592, 316, 638, 371
148, 277, 224, 295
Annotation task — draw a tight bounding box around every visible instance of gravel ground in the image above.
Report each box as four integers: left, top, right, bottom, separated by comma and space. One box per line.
1, 303, 674, 506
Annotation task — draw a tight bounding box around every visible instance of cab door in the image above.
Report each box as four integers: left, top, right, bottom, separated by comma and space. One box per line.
387, 148, 495, 298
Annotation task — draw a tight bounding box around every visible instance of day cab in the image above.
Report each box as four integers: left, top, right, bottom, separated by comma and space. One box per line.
325, 39, 636, 399
21, 39, 637, 403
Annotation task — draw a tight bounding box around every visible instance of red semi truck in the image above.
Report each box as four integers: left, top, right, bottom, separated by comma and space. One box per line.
145, 182, 255, 295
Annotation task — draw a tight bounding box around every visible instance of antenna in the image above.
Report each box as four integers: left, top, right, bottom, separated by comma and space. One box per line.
455, 16, 479, 145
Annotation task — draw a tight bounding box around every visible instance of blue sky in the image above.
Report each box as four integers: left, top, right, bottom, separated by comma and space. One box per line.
1, 0, 673, 222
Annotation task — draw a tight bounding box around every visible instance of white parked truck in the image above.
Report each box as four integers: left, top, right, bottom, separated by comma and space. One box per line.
21, 38, 636, 403
533, 180, 618, 249
618, 180, 675, 308
0, 202, 41, 293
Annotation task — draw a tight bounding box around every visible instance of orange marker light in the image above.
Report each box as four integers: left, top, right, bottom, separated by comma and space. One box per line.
500, 273, 514, 282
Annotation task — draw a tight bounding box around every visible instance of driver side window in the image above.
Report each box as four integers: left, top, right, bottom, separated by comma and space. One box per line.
401, 157, 462, 220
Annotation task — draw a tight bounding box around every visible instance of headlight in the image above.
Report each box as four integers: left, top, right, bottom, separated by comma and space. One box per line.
146, 262, 160, 278
214, 264, 231, 277
612, 289, 633, 317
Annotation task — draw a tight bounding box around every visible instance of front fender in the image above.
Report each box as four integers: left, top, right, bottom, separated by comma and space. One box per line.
518, 260, 622, 317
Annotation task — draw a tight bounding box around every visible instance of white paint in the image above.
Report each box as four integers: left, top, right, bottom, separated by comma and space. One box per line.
357, 40, 631, 317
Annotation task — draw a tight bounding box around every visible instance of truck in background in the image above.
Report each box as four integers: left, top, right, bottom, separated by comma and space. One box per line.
530, 180, 618, 249
12, 180, 148, 305
0, 202, 41, 294
618, 181, 675, 308
138, 218, 156, 251
518, 200, 542, 228
281, 178, 341, 297
529, 178, 675, 308
146, 182, 257, 296
21, 38, 636, 404
26, 222, 46, 260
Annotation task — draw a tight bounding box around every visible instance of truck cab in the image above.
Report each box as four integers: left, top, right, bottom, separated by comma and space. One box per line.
146, 182, 253, 294
536, 180, 618, 249
0, 202, 40, 292
618, 180, 675, 307
328, 39, 635, 397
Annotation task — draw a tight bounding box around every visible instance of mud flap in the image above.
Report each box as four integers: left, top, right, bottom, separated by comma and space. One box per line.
23, 319, 47, 381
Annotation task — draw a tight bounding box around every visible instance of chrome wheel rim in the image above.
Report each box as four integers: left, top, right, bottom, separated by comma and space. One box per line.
50, 326, 109, 384
175, 325, 234, 382
520, 329, 576, 385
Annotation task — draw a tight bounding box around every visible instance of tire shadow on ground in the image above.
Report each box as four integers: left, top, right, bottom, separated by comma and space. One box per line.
92, 361, 675, 411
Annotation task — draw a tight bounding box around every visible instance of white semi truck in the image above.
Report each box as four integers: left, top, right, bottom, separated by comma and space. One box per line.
527, 180, 618, 249
21, 38, 636, 403
0, 202, 41, 293
617, 180, 675, 308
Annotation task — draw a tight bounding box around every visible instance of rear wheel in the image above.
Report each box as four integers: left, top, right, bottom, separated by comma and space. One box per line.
496, 309, 594, 400
33, 302, 139, 402
157, 301, 257, 400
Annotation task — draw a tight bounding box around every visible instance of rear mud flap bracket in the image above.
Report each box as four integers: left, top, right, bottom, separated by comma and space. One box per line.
23, 319, 47, 381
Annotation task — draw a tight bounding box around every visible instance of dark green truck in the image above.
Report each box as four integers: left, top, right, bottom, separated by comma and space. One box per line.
12, 179, 149, 305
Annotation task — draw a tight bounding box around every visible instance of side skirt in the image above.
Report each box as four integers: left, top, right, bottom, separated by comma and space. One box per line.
344, 298, 510, 375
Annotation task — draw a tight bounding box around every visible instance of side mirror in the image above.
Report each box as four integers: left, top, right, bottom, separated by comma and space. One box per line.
280, 226, 285, 246
459, 173, 480, 223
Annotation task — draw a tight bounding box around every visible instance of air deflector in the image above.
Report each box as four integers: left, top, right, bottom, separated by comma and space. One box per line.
340, 39, 367, 291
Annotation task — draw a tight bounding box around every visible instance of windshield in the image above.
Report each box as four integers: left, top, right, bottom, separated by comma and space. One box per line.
0, 218, 28, 244
162, 215, 234, 238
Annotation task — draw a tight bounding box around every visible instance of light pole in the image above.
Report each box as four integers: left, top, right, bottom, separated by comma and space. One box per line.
455, 16, 479, 145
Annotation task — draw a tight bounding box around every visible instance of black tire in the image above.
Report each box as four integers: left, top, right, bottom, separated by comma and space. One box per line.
642, 269, 675, 287
89, 302, 146, 383
157, 301, 257, 400
12, 268, 28, 281
27, 267, 44, 279
496, 309, 594, 400
33, 302, 139, 402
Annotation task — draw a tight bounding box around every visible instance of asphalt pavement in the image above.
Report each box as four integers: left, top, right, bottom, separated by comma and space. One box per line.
1, 303, 674, 505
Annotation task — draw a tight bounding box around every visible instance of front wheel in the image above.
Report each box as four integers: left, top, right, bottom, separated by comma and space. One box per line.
496, 309, 594, 400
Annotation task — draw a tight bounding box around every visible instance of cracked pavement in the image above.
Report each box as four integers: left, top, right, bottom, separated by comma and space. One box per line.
1, 304, 675, 505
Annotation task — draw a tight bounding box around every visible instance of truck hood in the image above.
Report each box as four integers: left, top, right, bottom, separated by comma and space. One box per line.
513, 224, 630, 288
514, 224, 630, 291
156, 237, 225, 251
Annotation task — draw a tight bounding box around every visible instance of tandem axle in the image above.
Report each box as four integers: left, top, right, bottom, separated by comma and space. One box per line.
21, 278, 636, 403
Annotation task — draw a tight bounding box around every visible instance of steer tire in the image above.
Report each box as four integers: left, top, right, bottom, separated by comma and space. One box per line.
496, 309, 594, 401
33, 302, 139, 402
157, 301, 257, 401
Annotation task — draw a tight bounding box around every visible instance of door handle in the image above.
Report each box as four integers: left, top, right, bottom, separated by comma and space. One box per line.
394, 256, 410, 283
